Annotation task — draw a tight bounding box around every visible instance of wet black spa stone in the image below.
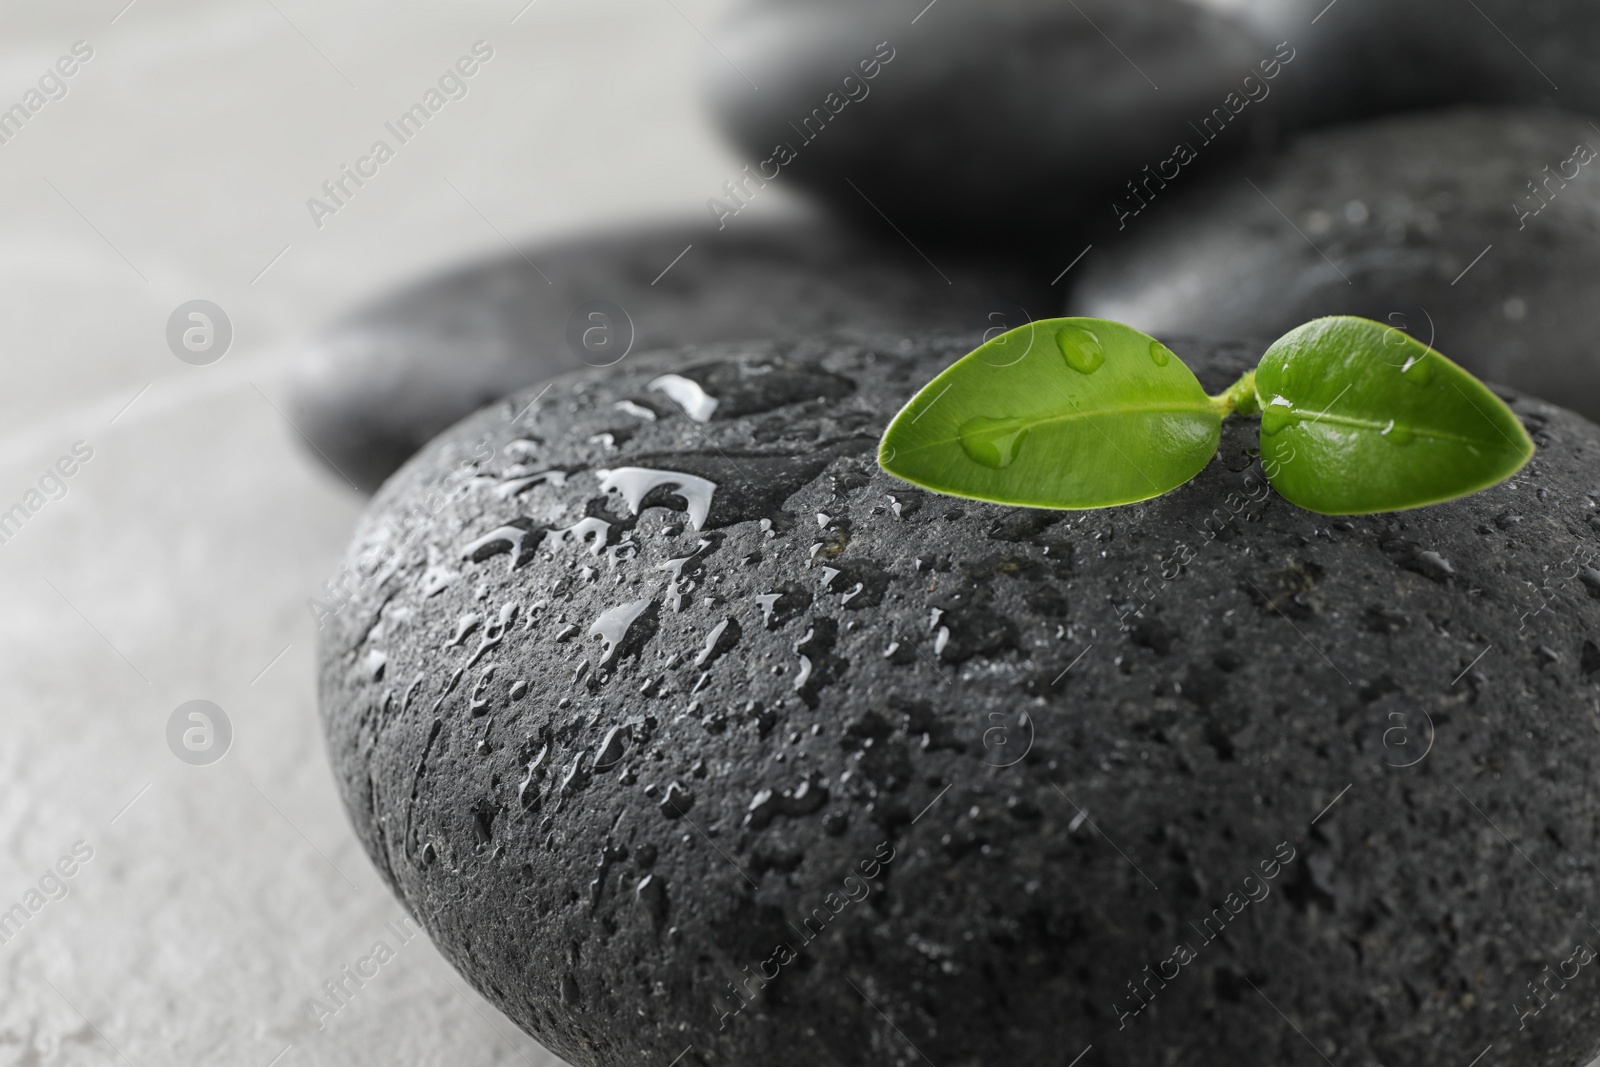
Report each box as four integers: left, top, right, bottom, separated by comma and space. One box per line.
319, 334, 1600, 1067
289, 218, 1050, 492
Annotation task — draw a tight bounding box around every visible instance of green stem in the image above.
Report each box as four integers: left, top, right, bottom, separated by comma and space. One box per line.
1209, 369, 1259, 419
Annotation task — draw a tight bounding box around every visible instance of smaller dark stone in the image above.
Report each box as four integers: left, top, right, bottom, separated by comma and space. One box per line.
291, 217, 1051, 491
1071, 109, 1600, 421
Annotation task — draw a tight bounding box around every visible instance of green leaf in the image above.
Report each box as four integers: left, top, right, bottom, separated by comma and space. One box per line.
878, 318, 1221, 509
1254, 316, 1534, 515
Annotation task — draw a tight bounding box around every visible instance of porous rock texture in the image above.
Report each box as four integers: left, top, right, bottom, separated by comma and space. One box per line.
320, 333, 1600, 1066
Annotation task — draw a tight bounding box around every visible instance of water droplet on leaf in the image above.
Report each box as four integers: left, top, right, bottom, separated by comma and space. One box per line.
1260, 396, 1297, 436
1056, 325, 1105, 375
1400, 352, 1433, 385
958, 416, 1030, 469
1148, 340, 1173, 367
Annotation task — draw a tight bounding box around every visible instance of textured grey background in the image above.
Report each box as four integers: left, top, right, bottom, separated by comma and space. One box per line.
0, 1, 756, 1063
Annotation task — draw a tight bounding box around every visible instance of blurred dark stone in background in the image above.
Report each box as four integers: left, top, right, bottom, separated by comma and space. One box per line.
1201, 0, 1599, 127
289, 217, 1052, 492
703, 0, 1281, 244
1069, 109, 1600, 422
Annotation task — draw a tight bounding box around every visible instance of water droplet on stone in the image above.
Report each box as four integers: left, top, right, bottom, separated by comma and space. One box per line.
462, 525, 537, 572
958, 416, 1030, 469
1056, 325, 1105, 374
614, 399, 657, 422
547, 517, 612, 557
1148, 340, 1173, 367
446, 613, 482, 649
593, 726, 626, 770
934, 626, 951, 656
753, 593, 781, 628
695, 619, 731, 667
496, 469, 568, 500
649, 374, 719, 422
599, 468, 717, 531
588, 598, 652, 667
793, 655, 813, 691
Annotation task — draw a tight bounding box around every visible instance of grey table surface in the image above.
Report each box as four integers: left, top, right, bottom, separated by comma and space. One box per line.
0, 0, 780, 1062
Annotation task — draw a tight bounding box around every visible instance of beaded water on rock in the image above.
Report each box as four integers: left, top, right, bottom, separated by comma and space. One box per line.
319, 332, 1600, 1067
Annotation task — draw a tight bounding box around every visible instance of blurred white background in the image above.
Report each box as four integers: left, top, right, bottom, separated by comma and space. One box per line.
0, 1, 776, 1063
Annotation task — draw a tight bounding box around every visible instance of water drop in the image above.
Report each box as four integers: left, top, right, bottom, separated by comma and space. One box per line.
649, 374, 719, 422
599, 468, 717, 531
546, 517, 613, 557
958, 416, 1030, 469
593, 726, 626, 769
820, 567, 840, 591
1381, 420, 1416, 445
934, 626, 951, 656
1148, 340, 1174, 367
1056, 325, 1105, 374
446, 613, 483, 648
840, 582, 865, 605
793, 655, 813, 691
588, 598, 652, 666
1260, 395, 1297, 437
462, 525, 537, 572
694, 620, 730, 667
614, 400, 657, 422
1400, 352, 1434, 385
496, 469, 568, 500
753, 593, 781, 628
467, 602, 519, 668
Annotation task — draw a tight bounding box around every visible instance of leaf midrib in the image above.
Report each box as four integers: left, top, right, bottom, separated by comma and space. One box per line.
1285, 406, 1518, 449
896, 398, 1214, 456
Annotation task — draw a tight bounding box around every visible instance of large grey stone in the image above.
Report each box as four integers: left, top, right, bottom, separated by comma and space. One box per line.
1071, 109, 1600, 422
289, 219, 1051, 493
704, 0, 1286, 242
320, 332, 1600, 1066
